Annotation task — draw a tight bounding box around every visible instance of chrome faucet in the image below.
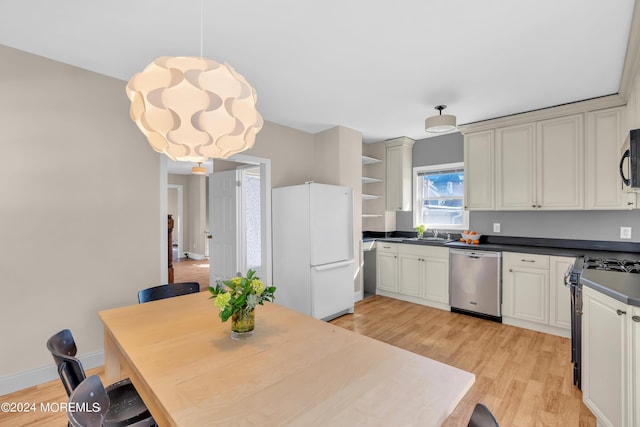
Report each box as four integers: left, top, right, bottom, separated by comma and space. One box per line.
432, 229, 439, 239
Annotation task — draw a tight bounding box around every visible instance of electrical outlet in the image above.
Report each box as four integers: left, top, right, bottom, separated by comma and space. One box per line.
620, 226, 632, 239
493, 223, 501, 233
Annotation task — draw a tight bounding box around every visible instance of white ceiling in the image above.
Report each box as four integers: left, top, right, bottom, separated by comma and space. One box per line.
0, 0, 635, 149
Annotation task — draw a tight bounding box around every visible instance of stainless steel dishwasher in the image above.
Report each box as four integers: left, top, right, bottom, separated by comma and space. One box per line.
449, 249, 502, 322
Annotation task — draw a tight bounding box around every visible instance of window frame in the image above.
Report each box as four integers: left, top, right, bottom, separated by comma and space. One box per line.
412, 162, 469, 231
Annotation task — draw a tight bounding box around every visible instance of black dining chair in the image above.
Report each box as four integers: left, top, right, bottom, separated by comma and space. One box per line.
67, 375, 109, 427
137, 282, 200, 303
467, 403, 499, 427
47, 329, 155, 426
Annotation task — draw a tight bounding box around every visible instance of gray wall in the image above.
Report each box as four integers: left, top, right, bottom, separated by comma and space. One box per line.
396, 132, 640, 243
396, 132, 464, 230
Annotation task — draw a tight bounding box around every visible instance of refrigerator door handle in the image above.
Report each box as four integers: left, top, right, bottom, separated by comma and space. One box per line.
313, 259, 355, 272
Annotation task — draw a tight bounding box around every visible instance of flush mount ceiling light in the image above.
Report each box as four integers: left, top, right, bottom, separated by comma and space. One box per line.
425, 105, 457, 133
126, 56, 263, 161
192, 162, 207, 175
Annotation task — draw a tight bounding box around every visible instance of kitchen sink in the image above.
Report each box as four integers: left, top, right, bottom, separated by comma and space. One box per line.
379, 237, 455, 244
402, 237, 455, 244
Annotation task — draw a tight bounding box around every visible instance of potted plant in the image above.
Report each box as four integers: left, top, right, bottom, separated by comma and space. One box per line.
415, 224, 427, 239
209, 269, 276, 339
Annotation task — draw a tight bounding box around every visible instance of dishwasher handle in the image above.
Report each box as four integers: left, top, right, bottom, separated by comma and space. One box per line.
450, 249, 502, 258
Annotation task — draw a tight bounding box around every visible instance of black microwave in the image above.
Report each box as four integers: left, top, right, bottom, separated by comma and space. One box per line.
620, 129, 640, 192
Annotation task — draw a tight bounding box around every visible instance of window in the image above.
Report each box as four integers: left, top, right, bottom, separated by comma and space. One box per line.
413, 162, 468, 230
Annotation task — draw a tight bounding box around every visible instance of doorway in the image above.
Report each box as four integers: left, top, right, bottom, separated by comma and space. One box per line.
159, 154, 272, 287
167, 184, 183, 260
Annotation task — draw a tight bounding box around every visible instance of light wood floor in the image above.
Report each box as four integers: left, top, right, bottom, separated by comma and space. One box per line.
0, 293, 596, 426
173, 257, 210, 290
331, 296, 596, 426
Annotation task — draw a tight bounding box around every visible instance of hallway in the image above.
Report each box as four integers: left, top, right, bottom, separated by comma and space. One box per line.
173, 258, 210, 291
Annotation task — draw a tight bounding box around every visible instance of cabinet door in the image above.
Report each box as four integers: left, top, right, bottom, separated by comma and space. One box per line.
376, 251, 398, 292
503, 266, 549, 324
423, 258, 449, 304
632, 306, 640, 427
398, 254, 422, 297
536, 114, 584, 209
496, 123, 536, 209
549, 256, 574, 330
385, 138, 414, 211
582, 287, 628, 427
586, 107, 629, 210
464, 130, 495, 210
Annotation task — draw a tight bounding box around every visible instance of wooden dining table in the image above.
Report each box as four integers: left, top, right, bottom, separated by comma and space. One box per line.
99, 292, 474, 426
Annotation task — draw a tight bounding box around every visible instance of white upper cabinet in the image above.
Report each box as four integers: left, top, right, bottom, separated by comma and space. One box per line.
586, 107, 632, 210
496, 123, 536, 209
536, 114, 585, 210
461, 97, 629, 212
464, 130, 495, 210
385, 137, 414, 211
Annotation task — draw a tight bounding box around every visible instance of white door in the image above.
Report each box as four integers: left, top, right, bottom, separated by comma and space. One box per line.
210, 170, 239, 282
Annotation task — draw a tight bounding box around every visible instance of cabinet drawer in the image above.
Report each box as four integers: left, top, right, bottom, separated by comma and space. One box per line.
504, 252, 549, 269
399, 244, 448, 259
376, 242, 399, 253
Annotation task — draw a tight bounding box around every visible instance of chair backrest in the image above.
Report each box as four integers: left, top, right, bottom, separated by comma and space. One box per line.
67, 375, 110, 427
47, 329, 86, 396
467, 403, 499, 427
137, 282, 200, 303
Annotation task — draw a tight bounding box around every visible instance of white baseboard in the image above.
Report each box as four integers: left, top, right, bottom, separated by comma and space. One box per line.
185, 252, 206, 260
0, 351, 104, 397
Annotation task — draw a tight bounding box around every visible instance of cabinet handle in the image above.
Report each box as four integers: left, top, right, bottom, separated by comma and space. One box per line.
531, 204, 535, 208
633, 316, 640, 322
537, 205, 542, 208
628, 202, 635, 206
382, 246, 391, 249
521, 259, 536, 263
509, 269, 513, 272
617, 309, 627, 316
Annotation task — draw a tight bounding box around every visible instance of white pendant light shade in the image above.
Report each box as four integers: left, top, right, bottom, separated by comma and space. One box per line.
425, 105, 457, 133
126, 56, 263, 161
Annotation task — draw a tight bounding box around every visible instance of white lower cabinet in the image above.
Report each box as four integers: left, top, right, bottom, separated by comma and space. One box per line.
502, 252, 573, 337
376, 243, 398, 292
549, 256, 574, 329
377, 243, 450, 311
582, 286, 630, 427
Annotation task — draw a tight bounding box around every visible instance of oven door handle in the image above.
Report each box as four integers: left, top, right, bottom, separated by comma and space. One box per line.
564, 264, 574, 287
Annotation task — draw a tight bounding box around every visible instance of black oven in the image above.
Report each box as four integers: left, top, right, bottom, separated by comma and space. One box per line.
566, 255, 640, 390
565, 262, 583, 389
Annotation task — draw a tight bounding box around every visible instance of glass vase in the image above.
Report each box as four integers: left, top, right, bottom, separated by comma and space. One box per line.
231, 308, 255, 340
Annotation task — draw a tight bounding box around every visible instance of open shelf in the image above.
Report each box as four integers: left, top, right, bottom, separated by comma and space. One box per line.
362, 194, 381, 200
362, 176, 382, 184
362, 155, 382, 165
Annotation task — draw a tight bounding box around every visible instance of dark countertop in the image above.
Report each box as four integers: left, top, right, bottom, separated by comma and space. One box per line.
581, 269, 640, 307
370, 234, 640, 307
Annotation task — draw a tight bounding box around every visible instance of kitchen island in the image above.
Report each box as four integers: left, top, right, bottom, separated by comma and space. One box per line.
99, 292, 474, 426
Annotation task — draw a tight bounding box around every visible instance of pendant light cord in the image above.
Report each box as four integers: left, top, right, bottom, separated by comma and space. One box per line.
200, 0, 204, 58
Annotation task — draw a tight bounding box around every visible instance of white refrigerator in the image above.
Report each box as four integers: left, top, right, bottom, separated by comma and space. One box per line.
272, 183, 355, 320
